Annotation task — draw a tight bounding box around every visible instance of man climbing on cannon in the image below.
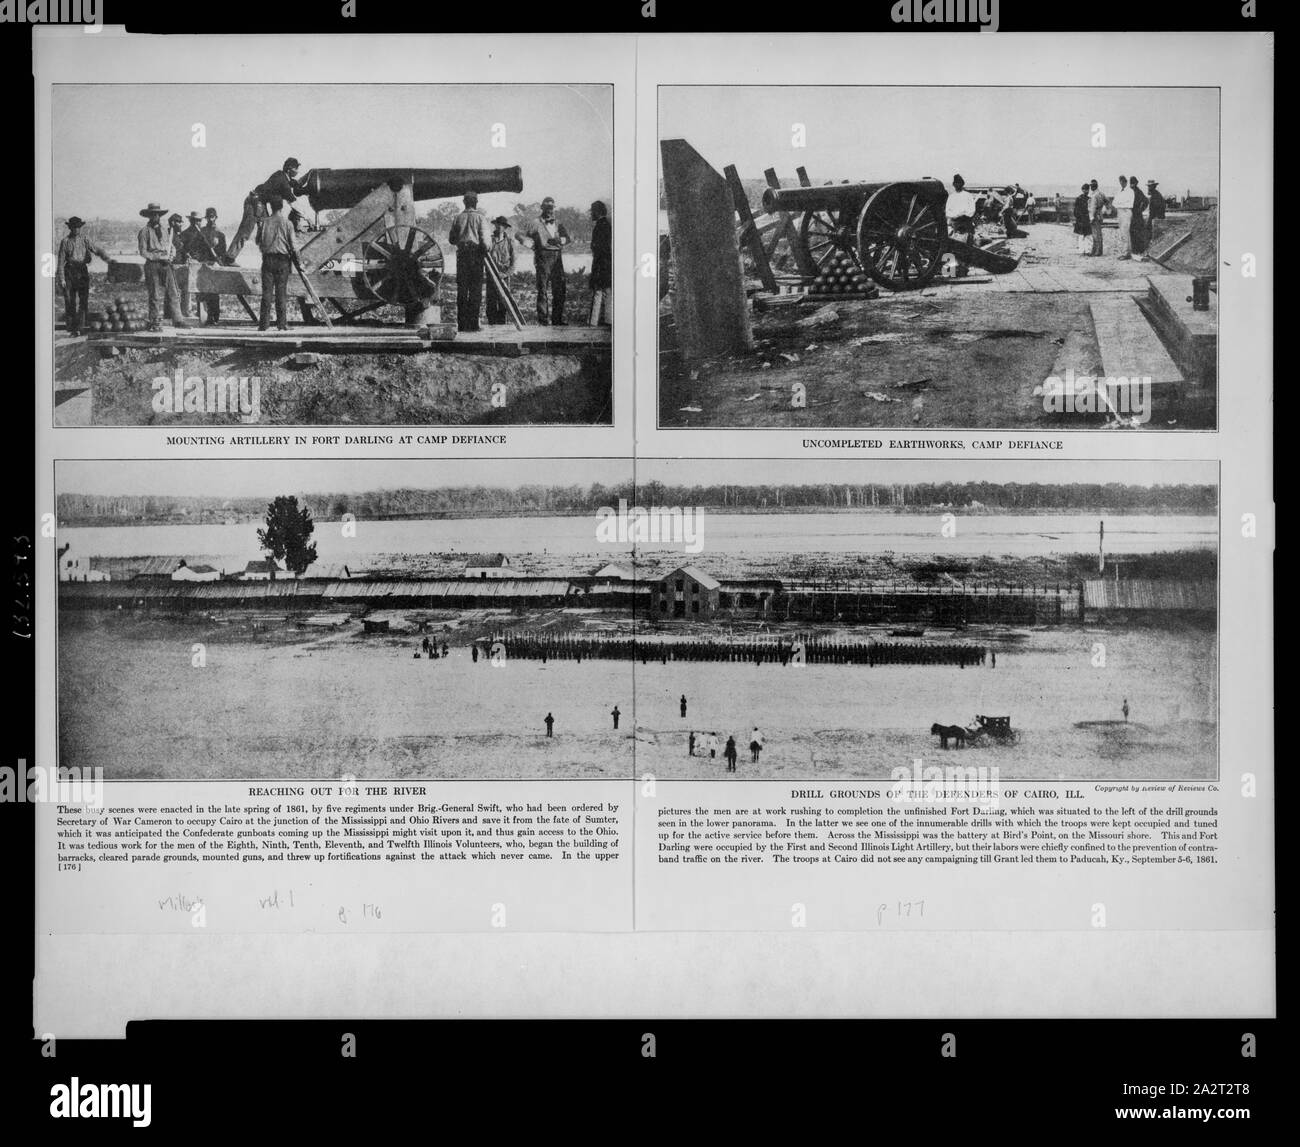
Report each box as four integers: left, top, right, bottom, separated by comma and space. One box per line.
227, 157, 310, 261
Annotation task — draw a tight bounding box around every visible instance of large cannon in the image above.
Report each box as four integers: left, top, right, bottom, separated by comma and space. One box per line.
762, 178, 1018, 291
186, 164, 523, 324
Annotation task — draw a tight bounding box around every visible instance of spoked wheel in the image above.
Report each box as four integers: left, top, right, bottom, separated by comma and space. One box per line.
360, 225, 444, 308
856, 185, 948, 290
799, 208, 856, 276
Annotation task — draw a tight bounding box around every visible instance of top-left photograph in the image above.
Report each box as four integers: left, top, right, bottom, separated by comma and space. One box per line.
50, 83, 614, 427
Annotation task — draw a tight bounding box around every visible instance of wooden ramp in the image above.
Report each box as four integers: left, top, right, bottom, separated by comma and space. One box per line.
1089, 296, 1183, 387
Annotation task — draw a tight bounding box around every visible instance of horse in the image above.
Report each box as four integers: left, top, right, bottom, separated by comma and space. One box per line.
931, 723, 968, 749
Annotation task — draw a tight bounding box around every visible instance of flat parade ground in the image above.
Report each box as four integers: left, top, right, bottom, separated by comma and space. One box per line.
59, 610, 1215, 782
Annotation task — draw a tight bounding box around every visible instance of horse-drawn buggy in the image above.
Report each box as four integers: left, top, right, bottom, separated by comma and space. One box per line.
973, 715, 1017, 744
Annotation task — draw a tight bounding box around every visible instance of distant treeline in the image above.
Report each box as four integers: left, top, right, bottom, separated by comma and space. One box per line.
57, 482, 1216, 527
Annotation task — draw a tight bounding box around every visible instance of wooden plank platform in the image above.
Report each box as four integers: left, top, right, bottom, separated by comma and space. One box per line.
1089, 296, 1183, 387
85, 321, 611, 356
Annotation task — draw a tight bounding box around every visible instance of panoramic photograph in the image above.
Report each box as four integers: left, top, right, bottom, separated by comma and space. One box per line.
51, 84, 614, 426
56, 458, 1217, 782
659, 86, 1219, 430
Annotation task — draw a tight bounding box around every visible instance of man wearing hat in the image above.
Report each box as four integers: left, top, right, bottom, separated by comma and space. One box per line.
191, 208, 229, 325
228, 157, 308, 261
485, 215, 516, 327
528, 197, 570, 325
448, 192, 490, 333
137, 203, 188, 330
55, 217, 111, 337
1145, 180, 1166, 244
169, 213, 199, 316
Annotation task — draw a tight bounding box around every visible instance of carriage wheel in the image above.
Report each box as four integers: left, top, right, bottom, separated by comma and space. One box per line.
798, 208, 855, 276
856, 185, 947, 291
360, 225, 444, 308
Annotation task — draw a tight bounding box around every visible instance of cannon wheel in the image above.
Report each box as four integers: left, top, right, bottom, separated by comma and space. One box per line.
360, 225, 444, 308
798, 207, 856, 275
856, 185, 947, 291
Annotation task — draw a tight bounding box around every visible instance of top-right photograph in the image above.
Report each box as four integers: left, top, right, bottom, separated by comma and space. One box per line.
658, 85, 1218, 431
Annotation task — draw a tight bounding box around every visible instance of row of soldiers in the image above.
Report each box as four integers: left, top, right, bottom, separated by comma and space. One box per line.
485, 632, 990, 668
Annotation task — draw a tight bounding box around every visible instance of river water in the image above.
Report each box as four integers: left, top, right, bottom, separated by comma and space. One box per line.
64, 511, 1215, 569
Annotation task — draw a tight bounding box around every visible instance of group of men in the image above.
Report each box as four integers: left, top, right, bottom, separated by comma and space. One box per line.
58, 156, 310, 335
61, 157, 618, 338
447, 194, 612, 333
1072, 176, 1166, 258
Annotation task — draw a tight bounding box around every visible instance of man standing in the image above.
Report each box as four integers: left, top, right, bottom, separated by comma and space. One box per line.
945, 175, 978, 276
191, 208, 228, 325
448, 192, 490, 333
257, 197, 296, 331
1113, 176, 1134, 260
485, 215, 516, 326
680, 694, 687, 718
611, 705, 620, 730
1146, 180, 1166, 239
1073, 183, 1093, 255
1088, 180, 1107, 256
55, 216, 111, 336
588, 200, 611, 326
137, 202, 187, 331
544, 712, 555, 738
528, 196, 570, 325
1129, 176, 1148, 256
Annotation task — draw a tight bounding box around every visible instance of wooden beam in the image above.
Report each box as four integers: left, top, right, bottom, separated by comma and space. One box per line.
723, 163, 778, 293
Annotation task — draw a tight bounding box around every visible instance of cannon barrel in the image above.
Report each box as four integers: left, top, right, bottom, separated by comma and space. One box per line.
303, 166, 524, 212
761, 179, 944, 216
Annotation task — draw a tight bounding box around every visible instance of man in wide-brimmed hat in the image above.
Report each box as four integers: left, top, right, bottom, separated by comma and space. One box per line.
485, 215, 516, 326
136, 202, 189, 330
55, 216, 111, 337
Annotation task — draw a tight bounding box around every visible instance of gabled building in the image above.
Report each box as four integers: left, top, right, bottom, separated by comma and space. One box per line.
240, 558, 283, 581
464, 553, 513, 580
57, 542, 109, 583
654, 565, 720, 619
172, 560, 223, 582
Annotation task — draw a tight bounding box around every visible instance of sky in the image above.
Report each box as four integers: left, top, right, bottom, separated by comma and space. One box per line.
660, 86, 1219, 197
57, 458, 1214, 499
53, 84, 614, 223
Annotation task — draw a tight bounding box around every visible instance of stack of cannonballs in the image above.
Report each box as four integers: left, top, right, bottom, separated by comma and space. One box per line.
807, 251, 878, 298
85, 296, 147, 333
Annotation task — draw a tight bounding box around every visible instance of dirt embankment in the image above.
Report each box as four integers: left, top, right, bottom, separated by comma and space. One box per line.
55, 271, 611, 425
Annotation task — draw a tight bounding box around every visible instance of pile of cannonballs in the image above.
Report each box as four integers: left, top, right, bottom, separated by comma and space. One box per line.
808, 251, 878, 297
85, 296, 147, 333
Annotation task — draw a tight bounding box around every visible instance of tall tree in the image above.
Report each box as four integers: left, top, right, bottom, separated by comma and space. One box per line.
257, 495, 318, 576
